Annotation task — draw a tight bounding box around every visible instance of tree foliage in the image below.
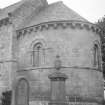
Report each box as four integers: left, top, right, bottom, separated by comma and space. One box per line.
97, 16, 105, 79
1, 91, 12, 105
97, 16, 105, 33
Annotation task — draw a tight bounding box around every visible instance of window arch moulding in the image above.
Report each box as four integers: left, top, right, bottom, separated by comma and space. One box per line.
93, 40, 102, 71
29, 39, 47, 67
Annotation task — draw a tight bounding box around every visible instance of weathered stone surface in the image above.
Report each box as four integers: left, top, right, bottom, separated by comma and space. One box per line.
0, 0, 48, 29
15, 78, 29, 105
0, 0, 103, 105
17, 25, 103, 104
20, 2, 88, 29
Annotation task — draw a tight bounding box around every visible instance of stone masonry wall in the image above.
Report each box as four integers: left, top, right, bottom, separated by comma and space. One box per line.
16, 22, 104, 104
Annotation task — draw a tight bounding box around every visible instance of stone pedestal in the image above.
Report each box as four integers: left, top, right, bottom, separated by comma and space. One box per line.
48, 71, 68, 105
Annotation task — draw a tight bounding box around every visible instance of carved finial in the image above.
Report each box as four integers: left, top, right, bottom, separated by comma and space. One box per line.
54, 55, 62, 70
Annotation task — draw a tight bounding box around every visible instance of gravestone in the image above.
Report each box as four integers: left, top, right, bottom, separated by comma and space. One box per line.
15, 78, 29, 105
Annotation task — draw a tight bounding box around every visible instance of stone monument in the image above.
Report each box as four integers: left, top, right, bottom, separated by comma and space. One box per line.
48, 55, 68, 105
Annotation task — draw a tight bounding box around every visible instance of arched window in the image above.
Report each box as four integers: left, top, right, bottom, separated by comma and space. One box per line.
32, 43, 43, 67
93, 44, 100, 68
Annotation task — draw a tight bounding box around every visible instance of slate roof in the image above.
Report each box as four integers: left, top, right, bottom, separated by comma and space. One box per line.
0, 0, 88, 30
20, 1, 88, 29
0, 1, 24, 20
0, 0, 48, 29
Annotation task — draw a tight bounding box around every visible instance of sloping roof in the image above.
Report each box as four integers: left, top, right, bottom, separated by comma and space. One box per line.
0, 0, 48, 28
20, 1, 88, 29
0, 1, 24, 20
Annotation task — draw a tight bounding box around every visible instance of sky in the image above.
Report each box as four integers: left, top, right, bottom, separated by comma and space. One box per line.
0, 0, 105, 23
